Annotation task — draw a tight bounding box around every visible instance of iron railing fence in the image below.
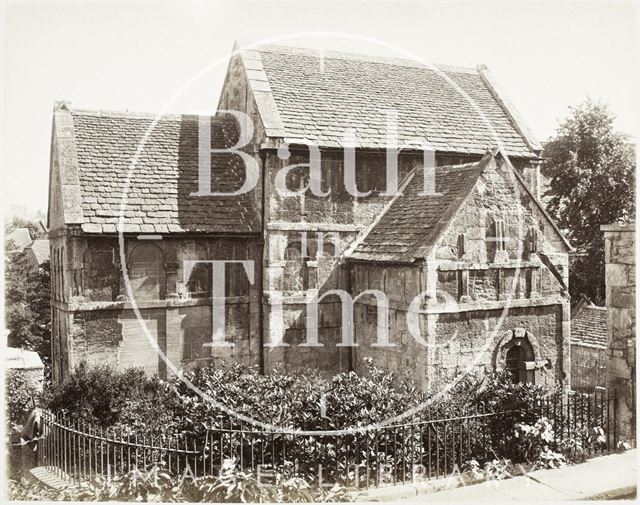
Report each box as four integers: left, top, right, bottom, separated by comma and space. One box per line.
37, 389, 617, 489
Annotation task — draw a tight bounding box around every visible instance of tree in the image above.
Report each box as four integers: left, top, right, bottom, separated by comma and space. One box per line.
4, 219, 51, 365
542, 100, 635, 304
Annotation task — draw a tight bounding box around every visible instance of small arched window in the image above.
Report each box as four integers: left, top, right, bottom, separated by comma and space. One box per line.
127, 243, 166, 301
283, 241, 304, 293
84, 248, 118, 302
186, 262, 211, 299
284, 242, 303, 260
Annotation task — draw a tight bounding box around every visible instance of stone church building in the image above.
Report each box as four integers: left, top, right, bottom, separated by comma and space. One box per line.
47, 45, 571, 389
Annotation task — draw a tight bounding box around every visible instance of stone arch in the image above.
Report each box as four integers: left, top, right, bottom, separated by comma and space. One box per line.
283, 241, 305, 293
493, 328, 543, 383
126, 243, 166, 301
83, 246, 119, 302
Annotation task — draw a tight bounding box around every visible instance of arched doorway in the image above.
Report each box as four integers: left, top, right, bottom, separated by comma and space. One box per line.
505, 341, 535, 384
494, 329, 540, 385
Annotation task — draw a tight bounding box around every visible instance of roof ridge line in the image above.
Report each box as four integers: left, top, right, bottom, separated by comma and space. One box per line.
254, 44, 479, 74
69, 107, 218, 120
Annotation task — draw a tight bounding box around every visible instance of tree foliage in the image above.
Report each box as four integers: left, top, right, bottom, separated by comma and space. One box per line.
542, 99, 635, 304
4, 218, 51, 363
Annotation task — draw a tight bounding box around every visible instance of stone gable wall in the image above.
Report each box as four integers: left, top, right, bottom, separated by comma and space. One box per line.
350, 160, 570, 390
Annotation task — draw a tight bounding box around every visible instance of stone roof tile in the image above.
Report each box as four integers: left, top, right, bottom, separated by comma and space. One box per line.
70, 110, 260, 234
571, 304, 608, 349
349, 156, 489, 263
256, 46, 538, 157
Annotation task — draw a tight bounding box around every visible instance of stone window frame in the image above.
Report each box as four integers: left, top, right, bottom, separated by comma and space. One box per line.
529, 226, 538, 253
283, 240, 307, 293
486, 216, 508, 263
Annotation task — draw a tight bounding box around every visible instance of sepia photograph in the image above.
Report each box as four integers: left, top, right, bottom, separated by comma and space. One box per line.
1, 0, 637, 502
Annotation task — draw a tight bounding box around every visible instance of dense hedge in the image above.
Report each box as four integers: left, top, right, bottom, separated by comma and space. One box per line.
44, 360, 554, 450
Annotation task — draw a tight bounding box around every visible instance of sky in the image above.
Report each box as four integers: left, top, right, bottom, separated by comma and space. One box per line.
2, 0, 638, 215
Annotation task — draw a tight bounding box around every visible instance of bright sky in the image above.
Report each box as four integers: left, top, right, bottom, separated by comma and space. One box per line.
2, 0, 637, 214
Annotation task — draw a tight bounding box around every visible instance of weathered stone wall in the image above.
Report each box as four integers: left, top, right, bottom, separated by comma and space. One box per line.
350, 158, 570, 390
52, 234, 261, 381
351, 262, 427, 384
259, 150, 528, 375
351, 260, 565, 390
602, 223, 636, 445
571, 344, 607, 391
430, 305, 563, 390
261, 148, 422, 374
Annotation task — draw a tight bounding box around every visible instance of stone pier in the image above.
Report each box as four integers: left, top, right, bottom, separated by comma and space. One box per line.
602, 223, 636, 446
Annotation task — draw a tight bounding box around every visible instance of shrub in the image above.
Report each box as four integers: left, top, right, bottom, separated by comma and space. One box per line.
469, 372, 549, 462
44, 362, 171, 429
44, 361, 587, 488
5, 370, 39, 432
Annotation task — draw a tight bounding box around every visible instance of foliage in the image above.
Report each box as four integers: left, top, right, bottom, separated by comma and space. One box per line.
534, 448, 566, 470
464, 457, 514, 482
542, 99, 635, 304
6, 461, 362, 503
557, 426, 606, 463
42, 363, 609, 495
5, 256, 51, 363
47, 358, 482, 437
5, 217, 47, 241
45, 362, 171, 429
5, 370, 38, 431
469, 372, 549, 461
514, 417, 555, 462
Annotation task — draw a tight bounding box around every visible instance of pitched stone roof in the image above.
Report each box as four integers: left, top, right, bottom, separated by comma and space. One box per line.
55, 107, 260, 234
571, 296, 608, 349
243, 45, 540, 157
348, 155, 491, 263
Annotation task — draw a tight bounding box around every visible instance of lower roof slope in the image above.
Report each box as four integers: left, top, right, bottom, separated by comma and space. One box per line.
349, 156, 491, 263
61, 107, 260, 234
571, 297, 608, 349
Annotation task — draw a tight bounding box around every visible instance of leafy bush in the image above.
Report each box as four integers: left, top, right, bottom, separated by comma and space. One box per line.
44, 362, 172, 429
469, 372, 550, 461
5, 370, 39, 432
42, 361, 600, 492
47, 359, 482, 436
514, 417, 556, 462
